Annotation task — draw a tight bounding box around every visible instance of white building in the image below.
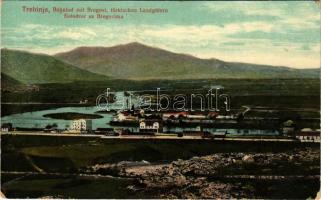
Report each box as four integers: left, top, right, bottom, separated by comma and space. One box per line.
70, 119, 92, 132
186, 114, 206, 119
295, 129, 320, 142
139, 119, 162, 133
1, 123, 12, 132
1, 127, 9, 132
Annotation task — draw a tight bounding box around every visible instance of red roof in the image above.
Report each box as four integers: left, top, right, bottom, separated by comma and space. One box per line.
208, 112, 219, 115
296, 131, 320, 137
163, 111, 188, 115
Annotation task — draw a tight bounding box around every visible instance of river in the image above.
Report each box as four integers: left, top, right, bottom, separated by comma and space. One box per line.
1, 91, 280, 135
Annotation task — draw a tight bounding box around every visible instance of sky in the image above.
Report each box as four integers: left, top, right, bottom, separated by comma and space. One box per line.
1, 1, 320, 68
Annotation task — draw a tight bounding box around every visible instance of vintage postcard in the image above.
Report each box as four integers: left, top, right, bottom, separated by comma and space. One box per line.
1, 0, 320, 199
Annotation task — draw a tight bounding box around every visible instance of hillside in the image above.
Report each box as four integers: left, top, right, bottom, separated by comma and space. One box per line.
55, 42, 319, 79
1, 49, 109, 84
1, 73, 21, 88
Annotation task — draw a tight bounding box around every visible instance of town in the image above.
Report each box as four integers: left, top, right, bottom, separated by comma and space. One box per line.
2, 0, 320, 198
2, 107, 320, 143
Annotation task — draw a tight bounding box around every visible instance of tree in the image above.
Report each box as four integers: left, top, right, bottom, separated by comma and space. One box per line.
45, 124, 52, 129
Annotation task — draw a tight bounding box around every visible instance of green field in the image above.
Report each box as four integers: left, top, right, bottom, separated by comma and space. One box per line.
2, 134, 319, 172
1, 134, 320, 199
1, 174, 142, 199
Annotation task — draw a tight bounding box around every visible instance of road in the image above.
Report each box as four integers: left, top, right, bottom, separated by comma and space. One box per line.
2, 171, 318, 180
1, 131, 301, 142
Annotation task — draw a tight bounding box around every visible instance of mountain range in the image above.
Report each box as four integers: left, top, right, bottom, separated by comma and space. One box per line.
1, 42, 319, 85
1, 49, 108, 84
55, 42, 319, 80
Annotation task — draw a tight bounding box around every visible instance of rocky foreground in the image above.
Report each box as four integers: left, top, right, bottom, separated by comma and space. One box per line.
86, 148, 320, 198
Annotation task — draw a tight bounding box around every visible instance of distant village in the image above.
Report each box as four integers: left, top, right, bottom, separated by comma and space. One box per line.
2, 107, 320, 143
1, 86, 320, 142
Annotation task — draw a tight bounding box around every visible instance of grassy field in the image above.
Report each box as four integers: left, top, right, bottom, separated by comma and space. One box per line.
2, 134, 319, 173
1, 174, 142, 199
2, 173, 319, 199
1, 134, 319, 199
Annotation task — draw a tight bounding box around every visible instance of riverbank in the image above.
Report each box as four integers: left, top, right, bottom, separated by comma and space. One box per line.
43, 112, 103, 120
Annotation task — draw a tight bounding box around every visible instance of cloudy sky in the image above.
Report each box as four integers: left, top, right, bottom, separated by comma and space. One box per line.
1, 1, 320, 68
